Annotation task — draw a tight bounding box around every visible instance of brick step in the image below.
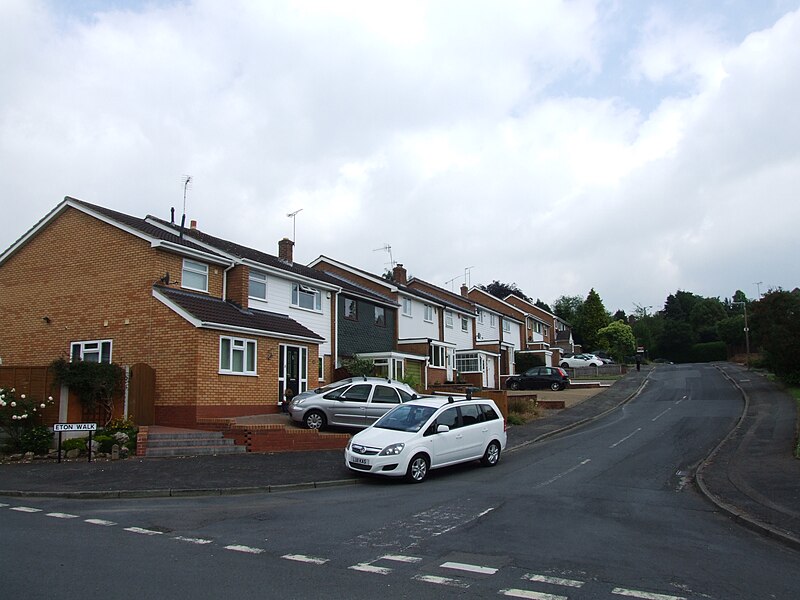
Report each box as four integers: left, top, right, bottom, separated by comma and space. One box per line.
146, 431, 228, 440
145, 444, 247, 458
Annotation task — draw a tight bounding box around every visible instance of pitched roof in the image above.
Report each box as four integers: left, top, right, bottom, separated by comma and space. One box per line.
154, 285, 323, 342
407, 278, 476, 314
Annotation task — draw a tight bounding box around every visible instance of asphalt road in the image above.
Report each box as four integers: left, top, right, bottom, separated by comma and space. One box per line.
3, 364, 799, 599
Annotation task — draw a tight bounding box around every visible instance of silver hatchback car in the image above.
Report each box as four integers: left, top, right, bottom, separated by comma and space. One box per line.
288, 377, 420, 430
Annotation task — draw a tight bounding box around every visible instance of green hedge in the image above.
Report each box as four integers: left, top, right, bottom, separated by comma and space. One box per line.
688, 342, 727, 363
515, 352, 545, 373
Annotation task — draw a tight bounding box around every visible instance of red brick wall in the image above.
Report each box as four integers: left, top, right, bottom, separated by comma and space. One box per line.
226, 264, 250, 307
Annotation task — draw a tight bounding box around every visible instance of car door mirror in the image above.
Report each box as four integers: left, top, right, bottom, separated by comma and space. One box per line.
437, 424, 450, 433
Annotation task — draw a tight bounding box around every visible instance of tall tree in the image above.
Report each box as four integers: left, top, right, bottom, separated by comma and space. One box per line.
534, 298, 552, 312
480, 281, 531, 302
612, 309, 627, 323
577, 289, 609, 351
553, 295, 583, 324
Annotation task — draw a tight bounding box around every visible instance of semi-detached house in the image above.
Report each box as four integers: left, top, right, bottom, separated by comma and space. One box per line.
0, 197, 346, 428
465, 287, 524, 384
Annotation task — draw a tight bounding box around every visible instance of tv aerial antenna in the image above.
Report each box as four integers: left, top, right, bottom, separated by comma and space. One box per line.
373, 244, 395, 268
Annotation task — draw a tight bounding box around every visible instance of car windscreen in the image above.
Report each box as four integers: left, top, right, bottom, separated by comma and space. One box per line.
374, 404, 437, 432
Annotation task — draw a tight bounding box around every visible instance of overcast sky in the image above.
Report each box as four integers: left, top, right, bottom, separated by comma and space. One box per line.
2, 0, 798, 314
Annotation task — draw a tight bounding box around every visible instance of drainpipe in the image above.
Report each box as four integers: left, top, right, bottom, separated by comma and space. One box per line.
222, 261, 236, 300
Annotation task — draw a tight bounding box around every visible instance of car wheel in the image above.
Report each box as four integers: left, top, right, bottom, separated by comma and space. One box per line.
481, 440, 501, 467
304, 410, 326, 430
560, 362, 569, 369
508, 380, 520, 391
549, 381, 561, 391
406, 454, 429, 483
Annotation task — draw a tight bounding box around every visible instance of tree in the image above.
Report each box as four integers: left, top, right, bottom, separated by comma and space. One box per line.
612, 309, 627, 323
480, 281, 531, 302
663, 290, 702, 322
534, 299, 552, 312
749, 289, 800, 383
553, 295, 583, 324
657, 320, 695, 362
576, 288, 609, 351
688, 297, 725, 343
596, 321, 636, 363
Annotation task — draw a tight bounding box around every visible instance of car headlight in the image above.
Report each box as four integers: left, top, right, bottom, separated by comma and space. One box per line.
291, 398, 305, 407
379, 443, 405, 456
346, 439, 352, 451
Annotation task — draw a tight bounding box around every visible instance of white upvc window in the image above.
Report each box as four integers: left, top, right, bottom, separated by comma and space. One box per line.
220, 336, 257, 375
490, 314, 497, 328
402, 297, 412, 317
292, 283, 322, 311
429, 344, 452, 368
456, 352, 482, 373
182, 259, 208, 292
502, 319, 511, 333
424, 304, 434, 322
461, 316, 469, 332
445, 311, 453, 328
71, 340, 112, 363
477, 310, 484, 324
248, 270, 268, 300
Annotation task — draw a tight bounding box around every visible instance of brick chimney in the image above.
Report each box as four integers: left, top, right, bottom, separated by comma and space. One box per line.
190, 220, 197, 230
460, 284, 468, 297
278, 238, 294, 263
392, 263, 407, 285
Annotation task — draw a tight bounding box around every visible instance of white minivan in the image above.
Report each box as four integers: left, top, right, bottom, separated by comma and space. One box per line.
344, 395, 507, 483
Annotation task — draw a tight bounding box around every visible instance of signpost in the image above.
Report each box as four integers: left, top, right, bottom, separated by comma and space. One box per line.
54, 423, 97, 463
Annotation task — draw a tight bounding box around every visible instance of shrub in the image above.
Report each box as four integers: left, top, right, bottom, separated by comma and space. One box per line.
0, 388, 56, 453
507, 413, 525, 426
515, 352, 545, 373
688, 342, 727, 363
93, 434, 116, 454
61, 437, 89, 453
19, 425, 53, 455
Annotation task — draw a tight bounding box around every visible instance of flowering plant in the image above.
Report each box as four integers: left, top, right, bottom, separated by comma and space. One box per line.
0, 387, 55, 453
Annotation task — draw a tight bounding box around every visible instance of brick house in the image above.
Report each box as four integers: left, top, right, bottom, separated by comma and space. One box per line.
406, 278, 500, 389
464, 287, 525, 385
503, 295, 561, 366
0, 197, 336, 428
310, 258, 462, 389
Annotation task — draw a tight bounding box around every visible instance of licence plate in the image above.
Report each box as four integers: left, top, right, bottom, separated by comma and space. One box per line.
351, 456, 369, 465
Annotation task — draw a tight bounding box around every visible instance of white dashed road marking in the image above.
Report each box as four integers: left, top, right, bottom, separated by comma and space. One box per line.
282, 554, 329, 565
10, 506, 42, 513
85, 519, 116, 526
610, 428, 642, 448
612, 587, 686, 600
224, 545, 264, 554
124, 527, 164, 536
46, 512, 79, 519
174, 536, 214, 545
522, 573, 585, 588
500, 589, 568, 600
382, 554, 422, 563
412, 574, 470, 588
440, 561, 498, 575
537, 459, 591, 488
349, 563, 393, 575
651, 407, 672, 422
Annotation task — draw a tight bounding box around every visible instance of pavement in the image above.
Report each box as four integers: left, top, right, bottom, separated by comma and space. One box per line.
1, 364, 798, 550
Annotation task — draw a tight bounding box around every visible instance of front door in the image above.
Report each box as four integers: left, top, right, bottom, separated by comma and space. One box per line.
279, 345, 308, 405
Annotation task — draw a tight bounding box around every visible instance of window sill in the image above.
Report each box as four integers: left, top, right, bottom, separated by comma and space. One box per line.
218, 371, 258, 377
290, 305, 323, 315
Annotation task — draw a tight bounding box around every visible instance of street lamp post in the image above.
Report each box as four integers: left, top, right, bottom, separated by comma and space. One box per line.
733, 301, 750, 367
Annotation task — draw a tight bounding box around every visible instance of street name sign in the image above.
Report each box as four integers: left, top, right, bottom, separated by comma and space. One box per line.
54, 423, 97, 432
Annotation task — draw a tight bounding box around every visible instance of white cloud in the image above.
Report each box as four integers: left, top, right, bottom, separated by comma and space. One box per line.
1, 0, 799, 314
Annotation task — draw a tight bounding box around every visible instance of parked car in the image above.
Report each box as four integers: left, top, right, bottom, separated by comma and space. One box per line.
288, 377, 419, 430
345, 395, 507, 483
505, 367, 570, 391
560, 354, 603, 368
588, 351, 614, 364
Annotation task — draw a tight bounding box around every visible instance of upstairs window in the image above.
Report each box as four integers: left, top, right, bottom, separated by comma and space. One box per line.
445, 311, 453, 328
344, 298, 358, 321
490, 314, 497, 328
182, 259, 208, 292
219, 336, 257, 375
292, 283, 322, 311
402, 297, 412, 317
424, 305, 434, 322
477, 310, 484, 324
502, 319, 511, 333
461, 316, 469, 332
248, 271, 267, 300
374, 306, 386, 327
71, 340, 112, 363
